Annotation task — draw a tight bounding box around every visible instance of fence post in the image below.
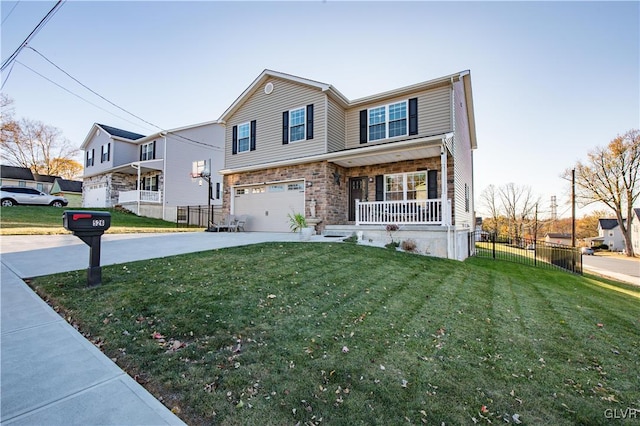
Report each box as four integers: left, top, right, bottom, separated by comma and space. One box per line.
492, 232, 496, 259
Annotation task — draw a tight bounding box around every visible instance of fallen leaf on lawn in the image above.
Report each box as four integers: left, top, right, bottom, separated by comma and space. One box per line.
380, 365, 385, 370
267, 294, 277, 299
512, 413, 522, 424
597, 323, 604, 328
342, 346, 349, 353
401, 379, 408, 388
481, 405, 488, 413
152, 332, 165, 339
171, 406, 181, 414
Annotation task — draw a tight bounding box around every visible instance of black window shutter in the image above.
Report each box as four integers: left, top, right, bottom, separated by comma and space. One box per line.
306, 104, 314, 140
409, 98, 418, 135
139, 145, 143, 161
250, 120, 257, 151
375, 175, 384, 201
215, 182, 220, 199
86, 151, 89, 167
92, 149, 95, 166
359, 110, 367, 144
100, 146, 104, 163
282, 111, 289, 144
107, 143, 111, 161
152, 141, 156, 159
232, 125, 238, 155
428, 170, 438, 199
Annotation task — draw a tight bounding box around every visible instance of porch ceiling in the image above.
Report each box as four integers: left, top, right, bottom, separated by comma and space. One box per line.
329, 143, 442, 168
109, 159, 163, 175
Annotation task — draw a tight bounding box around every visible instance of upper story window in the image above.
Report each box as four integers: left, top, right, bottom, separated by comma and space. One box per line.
369, 101, 407, 142
101, 143, 111, 163
282, 104, 313, 144
140, 141, 155, 161
289, 107, 306, 142
232, 121, 256, 154
238, 123, 251, 153
85, 149, 94, 167
360, 98, 418, 144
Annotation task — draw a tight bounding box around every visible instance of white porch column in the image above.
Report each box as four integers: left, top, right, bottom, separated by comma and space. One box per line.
440, 144, 450, 225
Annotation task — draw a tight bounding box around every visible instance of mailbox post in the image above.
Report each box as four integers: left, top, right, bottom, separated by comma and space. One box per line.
62, 211, 111, 287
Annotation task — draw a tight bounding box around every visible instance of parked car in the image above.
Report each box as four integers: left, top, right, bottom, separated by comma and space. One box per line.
0, 186, 68, 207
580, 247, 595, 255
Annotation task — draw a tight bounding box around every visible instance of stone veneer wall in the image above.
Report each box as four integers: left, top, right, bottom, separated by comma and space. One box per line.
222, 154, 455, 232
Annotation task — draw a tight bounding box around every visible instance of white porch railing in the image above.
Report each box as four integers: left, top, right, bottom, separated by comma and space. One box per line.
355, 199, 449, 225
118, 190, 161, 204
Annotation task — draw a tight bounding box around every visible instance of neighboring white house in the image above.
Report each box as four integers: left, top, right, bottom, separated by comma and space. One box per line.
80, 121, 225, 222
631, 208, 640, 255
593, 218, 627, 252
0, 165, 60, 194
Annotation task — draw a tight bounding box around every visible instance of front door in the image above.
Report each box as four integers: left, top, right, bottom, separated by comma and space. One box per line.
348, 177, 368, 222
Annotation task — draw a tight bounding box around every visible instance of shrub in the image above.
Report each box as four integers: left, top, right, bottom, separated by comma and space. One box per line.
342, 234, 358, 243
401, 239, 417, 252
385, 241, 400, 250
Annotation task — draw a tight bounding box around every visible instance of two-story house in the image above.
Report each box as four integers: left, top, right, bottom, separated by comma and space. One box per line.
593, 218, 627, 251
80, 121, 224, 221
632, 208, 640, 255
218, 69, 477, 260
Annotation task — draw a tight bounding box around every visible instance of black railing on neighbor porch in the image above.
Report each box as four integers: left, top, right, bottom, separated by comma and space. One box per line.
470, 231, 582, 274
176, 205, 223, 228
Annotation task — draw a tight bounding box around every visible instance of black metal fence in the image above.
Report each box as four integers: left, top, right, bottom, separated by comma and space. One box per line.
176, 205, 224, 228
469, 231, 582, 274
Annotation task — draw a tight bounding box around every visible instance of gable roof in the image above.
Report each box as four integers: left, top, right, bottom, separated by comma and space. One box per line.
96, 124, 146, 140
52, 178, 82, 193
34, 173, 61, 183
218, 69, 477, 149
546, 233, 572, 239
0, 165, 34, 180
634, 208, 640, 222
599, 218, 620, 230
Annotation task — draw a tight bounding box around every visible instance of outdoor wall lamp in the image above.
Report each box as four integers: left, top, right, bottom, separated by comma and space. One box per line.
306, 181, 313, 187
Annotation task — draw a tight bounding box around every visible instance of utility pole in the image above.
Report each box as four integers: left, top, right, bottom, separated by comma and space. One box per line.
571, 169, 576, 247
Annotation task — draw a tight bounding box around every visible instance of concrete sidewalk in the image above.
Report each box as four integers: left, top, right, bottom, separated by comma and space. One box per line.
1, 231, 332, 425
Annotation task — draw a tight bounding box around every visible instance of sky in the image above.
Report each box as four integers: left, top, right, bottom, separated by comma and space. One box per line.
1, 0, 638, 219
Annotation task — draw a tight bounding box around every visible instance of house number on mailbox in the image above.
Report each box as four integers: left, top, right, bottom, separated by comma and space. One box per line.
93, 219, 105, 227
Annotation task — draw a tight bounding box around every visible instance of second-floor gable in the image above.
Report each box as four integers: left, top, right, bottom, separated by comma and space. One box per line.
220, 69, 475, 170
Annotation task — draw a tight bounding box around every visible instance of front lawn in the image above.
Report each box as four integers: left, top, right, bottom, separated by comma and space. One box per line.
30, 243, 640, 425
0, 206, 197, 234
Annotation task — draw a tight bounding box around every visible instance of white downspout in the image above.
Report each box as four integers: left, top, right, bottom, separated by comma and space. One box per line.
161, 133, 167, 221
133, 163, 141, 216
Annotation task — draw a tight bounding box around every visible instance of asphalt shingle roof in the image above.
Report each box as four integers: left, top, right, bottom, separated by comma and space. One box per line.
97, 124, 146, 140
599, 218, 620, 230
0, 165, 35, 180
54, 178, 82, 193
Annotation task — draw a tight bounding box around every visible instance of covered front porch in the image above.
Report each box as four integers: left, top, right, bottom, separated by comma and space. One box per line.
111, 159, 164, 217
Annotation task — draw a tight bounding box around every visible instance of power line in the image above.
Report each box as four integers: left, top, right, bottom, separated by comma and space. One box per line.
1, 0, 64, 72
2, 0, 21, 25
15, 60, 153, 131
26, 46, 222, 151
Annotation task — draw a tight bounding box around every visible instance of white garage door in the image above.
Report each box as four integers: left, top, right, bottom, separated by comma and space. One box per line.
84, 187, 107, 208
234, 181, 305, 232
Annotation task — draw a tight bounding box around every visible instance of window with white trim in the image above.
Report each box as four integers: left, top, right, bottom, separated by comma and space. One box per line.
289, 107, 306, 142
86, 149, 94, 167
369, 101, 408, 141
101, 143, 110, 162
237, 123, 250, 153
140, 175, 158, 191
141, 142, 155, 161
385, 172, 427, 201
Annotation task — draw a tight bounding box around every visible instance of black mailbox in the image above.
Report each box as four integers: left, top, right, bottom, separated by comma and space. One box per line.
63, 211, 111, 234
63, 211, 112, 287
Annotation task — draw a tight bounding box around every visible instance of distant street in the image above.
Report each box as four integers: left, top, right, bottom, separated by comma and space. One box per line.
582, 254, 640, 286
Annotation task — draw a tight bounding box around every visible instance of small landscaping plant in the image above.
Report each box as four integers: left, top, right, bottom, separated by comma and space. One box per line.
400, 238, 417, 252
287, 212, 307, 232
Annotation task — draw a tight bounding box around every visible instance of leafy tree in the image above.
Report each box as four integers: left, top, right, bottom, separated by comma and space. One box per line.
568, 130, 639, 256
1, 95, 79, 178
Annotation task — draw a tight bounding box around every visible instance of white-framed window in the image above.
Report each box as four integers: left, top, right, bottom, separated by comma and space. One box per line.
268, 185, 284, 193
288, 182, 303, 191
236, 188, 247, 195
289, 107, 306, 142
237, 123, 251, 153
252, 187, 266, 194
86, 149, 94, 167
101, 143, 110, 162
385, 171, 427, 201
141, 142, 155, 161
369, 100, 408, 141
37, 183, 44, 191
140, 175, 158, 191
18, 180, 26, 187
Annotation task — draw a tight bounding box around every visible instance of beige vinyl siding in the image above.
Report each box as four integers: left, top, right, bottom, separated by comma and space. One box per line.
452, 80, 474, 228
225, 77, 326, 169
327, 97, 346, 153
344, 85, 452, 149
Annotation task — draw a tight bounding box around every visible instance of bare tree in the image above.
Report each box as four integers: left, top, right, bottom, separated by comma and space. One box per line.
498, 183, 540, 241
480, 184, 501, 234
1, 99, 79, 177
568, 129, 639, 256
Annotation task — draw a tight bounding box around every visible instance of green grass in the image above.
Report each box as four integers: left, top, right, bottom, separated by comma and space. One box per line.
0, 206, 198, 234
30, 243, 640, 425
